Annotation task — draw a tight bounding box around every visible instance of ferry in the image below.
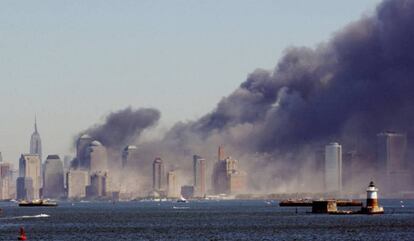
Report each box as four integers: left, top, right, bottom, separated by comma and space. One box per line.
18, 199, 58, 207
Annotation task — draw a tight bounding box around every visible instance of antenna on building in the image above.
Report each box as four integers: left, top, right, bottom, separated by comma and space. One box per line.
34, 114, 38, 133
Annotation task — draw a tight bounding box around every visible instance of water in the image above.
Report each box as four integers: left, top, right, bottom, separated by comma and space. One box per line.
0, 200, 413, 240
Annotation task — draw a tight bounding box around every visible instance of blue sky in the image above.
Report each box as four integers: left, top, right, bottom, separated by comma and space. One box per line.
0, 0, 381, 163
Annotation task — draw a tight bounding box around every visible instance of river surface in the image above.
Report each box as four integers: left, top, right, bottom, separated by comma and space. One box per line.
0, 199, 413, 240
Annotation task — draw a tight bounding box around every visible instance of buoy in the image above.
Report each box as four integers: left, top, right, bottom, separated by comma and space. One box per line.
18, 227, 27, 240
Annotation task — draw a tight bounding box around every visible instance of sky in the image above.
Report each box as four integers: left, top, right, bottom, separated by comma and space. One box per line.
0, 0, 381, 164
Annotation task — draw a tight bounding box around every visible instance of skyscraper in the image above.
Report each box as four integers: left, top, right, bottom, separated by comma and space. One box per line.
86, 172, 108, 198
122, 145, 138, 168
193, 155, 206, 197
167, 171, 179, 198
43, 155, 65, 199
17, 154, 41, 200
152, 157, 165, 192
324, 142, 342, 193
30, 117, 42, 160
76, 134, 93, 169
0, 162, 11, 200
212, 146, 246, 194
88, 140, 108, 173
67, 169, 89, 199
376, 132, 408, 193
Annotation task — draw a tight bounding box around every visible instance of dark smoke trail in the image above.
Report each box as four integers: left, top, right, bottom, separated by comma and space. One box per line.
76, 0, 414, 193
79, 107, 160, 150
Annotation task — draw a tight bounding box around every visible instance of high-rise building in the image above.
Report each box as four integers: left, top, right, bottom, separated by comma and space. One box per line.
122, 145, 138, 168
76, 134, 93, 169
193, 155, 206, 197
0, 162, 11, 200
43, 155, 65, 199
152, 158, 165, 192
88, 141, 108, 173
17, 154, 41, 200
212, 147, 246, 195
167, 171, 179, 198
30, 117, 42, 160
63, 155, 73, 171
67, 169, 89, 199
16, 177, 34, 200
86, 172, 108, 198
324, 142, 342, 193
376, 132, 409, 194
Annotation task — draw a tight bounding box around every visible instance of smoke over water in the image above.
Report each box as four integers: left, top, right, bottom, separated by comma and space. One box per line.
77, 0, 414, 194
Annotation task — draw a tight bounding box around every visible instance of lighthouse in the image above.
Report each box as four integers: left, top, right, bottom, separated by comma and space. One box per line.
361, 181, 384, 214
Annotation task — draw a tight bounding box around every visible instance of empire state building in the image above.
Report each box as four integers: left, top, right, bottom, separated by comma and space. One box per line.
30, 117, 42, 160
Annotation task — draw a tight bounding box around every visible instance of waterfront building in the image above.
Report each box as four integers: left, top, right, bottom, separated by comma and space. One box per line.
16, 177, 34, 200
122, 145, 138, 168
17, 154, 41, 200
181, 185, 195, 199
0, 162, 11, 200
376, 132, 409, 193
67, 169, 89, 199
30, 118, 42, 160
324, 142, 342, 193
167, 171, 179, 198
76, 134, 93, 169
193, 155, 206, 197
43, 155, 65, 199
88, 141, 108, 173
86, 172, 108, 198
212, 147, 246, 194
153, 157, 165, 192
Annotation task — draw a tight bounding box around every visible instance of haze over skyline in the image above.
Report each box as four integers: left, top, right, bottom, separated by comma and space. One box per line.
0, 0, 381, 162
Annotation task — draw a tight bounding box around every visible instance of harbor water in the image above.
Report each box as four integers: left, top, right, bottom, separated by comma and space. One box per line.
0, 199, 413, 240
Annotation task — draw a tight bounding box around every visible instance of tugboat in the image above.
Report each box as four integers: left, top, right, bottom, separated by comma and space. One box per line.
18, 199, 58, 207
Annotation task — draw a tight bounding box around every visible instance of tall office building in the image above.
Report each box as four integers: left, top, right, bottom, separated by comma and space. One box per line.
122, 145, 138, 168
0, 162, 11, 200
167, 171, 179, 198
67, 169, 89, 199
193, 155, 206, 197
88, 141, 108, 173
30, 118, 42, 160
17, 154, 41, 200
86, 172, 108, 198
43, 155, 65, 198
76, 134, 93, 169
324, 142, 342, 193
152, 158, 165, 192
376, 132, 408, 193
212, 147, 246, 194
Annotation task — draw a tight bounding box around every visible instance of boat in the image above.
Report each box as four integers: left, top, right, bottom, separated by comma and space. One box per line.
177, 196, 188, 203
18, 199, 58, 207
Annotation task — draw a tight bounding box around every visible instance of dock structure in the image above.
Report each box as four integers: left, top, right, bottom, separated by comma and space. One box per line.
279, 199, 362, 207
279, 199, 362, 214
279, 182, 384, 215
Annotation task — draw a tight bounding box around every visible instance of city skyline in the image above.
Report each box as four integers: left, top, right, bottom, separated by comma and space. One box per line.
0, 0, 382, 163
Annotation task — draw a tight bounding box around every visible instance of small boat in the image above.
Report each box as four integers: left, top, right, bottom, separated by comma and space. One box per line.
18, 199, 58, 207
177, 196, 188, 203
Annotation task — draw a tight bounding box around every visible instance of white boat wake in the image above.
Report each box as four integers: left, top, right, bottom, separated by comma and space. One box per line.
1, 213, 50, 220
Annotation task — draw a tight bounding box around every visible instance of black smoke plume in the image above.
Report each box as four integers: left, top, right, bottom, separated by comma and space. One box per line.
77, 0, 414, 193
80, 107, 160, 151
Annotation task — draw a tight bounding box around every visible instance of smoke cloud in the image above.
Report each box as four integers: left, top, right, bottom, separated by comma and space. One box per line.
77, 0, 414, 194
80, 107, 160, 151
